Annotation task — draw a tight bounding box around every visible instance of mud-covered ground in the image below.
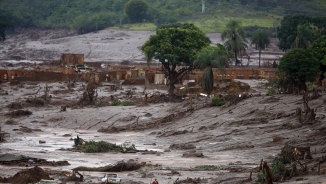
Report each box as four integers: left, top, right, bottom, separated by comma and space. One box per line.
0, 78, 326, 184
0, 28, 281, 65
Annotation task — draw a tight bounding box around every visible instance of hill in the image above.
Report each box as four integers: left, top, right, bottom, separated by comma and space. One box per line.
1, 0, 326, 33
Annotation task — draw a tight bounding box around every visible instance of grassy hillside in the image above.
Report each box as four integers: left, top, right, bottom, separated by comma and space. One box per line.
0, 0, 325, 33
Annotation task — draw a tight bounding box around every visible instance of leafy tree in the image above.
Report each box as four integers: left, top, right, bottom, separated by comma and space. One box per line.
277, 15, 312, 51
124, 0, 149, 23
251, 29, 270, 67
277, 48, 319, 91
277, 15, 326, 51
287, 24, 314, 49
141, 23, 209, 100
311, 36, 326, 82
194, 45, 228, 96
221, 20, 248, 66
0, 14, 13, 42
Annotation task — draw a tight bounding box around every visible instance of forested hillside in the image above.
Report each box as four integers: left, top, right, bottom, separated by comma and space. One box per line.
0, 0, 326, 33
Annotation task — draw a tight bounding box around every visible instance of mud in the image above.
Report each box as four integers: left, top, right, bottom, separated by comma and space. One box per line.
74, 159, 142, 172
0, 30, 326, 184
11, 166, 51, 184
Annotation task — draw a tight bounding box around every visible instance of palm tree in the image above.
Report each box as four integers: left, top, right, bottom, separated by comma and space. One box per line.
194, 46, 228, 96
287, 23, 313, 49
251, 29, 270, 67
221, 20, 248, 66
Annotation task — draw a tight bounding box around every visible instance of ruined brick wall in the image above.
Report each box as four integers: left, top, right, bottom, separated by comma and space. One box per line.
122, 78, 145, 85
16, 72, 78, 82
191, 68, 277, 81
60, 53, 84, 65
0, 70, 33, 82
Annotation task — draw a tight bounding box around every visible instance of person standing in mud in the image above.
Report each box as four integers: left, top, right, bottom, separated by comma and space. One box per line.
151, 178, 159, 184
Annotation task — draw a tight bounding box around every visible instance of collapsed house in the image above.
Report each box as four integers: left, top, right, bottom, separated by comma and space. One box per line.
0, 53, 279, 87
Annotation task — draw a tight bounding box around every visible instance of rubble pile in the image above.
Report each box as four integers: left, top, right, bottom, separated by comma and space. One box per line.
11, 166, 51, 184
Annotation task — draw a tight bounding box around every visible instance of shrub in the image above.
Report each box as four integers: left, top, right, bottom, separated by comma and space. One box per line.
266, 87, 274, 95
256, 171, 266, 183
256, 150, 291, 183
211, 97, 224, 106
112, 99, 130, 106
83, 140, 120, 153
306, 82, 316, 92
120, 141, 136, 152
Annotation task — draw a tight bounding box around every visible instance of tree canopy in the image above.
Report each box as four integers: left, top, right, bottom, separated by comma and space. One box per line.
251, 29, 270, 67
277, 14, 326, 51
0, 14, 13, 42
221, 20, 248, 66
141, 23, 209, 99
124, 0, 149, 23
312, 36, 326, 81
287, 24, 314, 49
1, 0, 326, 32
277, 48, 319, 91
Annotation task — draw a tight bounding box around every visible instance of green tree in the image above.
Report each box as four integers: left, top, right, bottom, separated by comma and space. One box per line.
276, 15, 326, 51
277, 15, 312, 51
221, 20, 248, 66
287, 24, 314, 49
0, 14, 13, 42
251, 29, 270, 67
277, 48, 319, 91
141, 23, 209, 100
124, 0, 149, 23
311, 36, 326, 82
194, 45, 228, 96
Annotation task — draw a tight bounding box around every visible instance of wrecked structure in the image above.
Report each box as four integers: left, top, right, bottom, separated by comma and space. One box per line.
0, 53, 279, 87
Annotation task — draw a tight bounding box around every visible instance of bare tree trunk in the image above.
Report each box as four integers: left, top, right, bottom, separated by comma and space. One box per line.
169, 83, 175, 101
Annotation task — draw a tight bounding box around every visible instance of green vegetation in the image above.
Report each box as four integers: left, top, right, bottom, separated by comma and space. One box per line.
1, 0, 326, 33
124, 0, 149, 23
118, 23, 156, 30
0, 13, 13, 41
311, 36, 326, 81
83, 140, 121, 153
211, 97, 225, 107
141, 23, 209, 100
221, 20, 248, 66
277, 14, 326, 51
112, 99, 130, 106
194, 45, 229, 96
251, 29, 270, 67
265, 87, 274, 95
75, 140, 137, 153
256, 150, 291, 183
194, 165, 218, 170
277, 48, 319, 91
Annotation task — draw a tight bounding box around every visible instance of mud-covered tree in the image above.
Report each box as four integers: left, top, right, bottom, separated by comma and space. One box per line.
221, 20, 248, 66
78, 74, 98, 105
141, 23, 210, 100
194, 45, 228, 96
251, 29, 270, 67
124, 0, 149, 23
277, 48, 319, 92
